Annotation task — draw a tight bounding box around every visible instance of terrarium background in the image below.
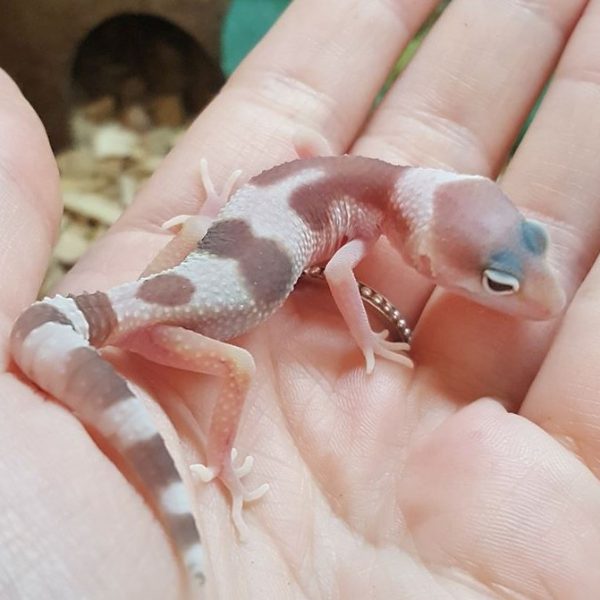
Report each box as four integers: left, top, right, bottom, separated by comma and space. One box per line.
1, 0, 525, 298
0, 0, 293, 295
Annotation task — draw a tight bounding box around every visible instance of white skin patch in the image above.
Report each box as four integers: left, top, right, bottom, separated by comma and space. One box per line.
392, 169, 489, 262
184, 542, 206, 582
220, 167, 325, 247
20, 321, 87, 396
161, 481, 192, 515
394, 168, 469, 227
99, 397, 157, 443
47, 296, 90, 339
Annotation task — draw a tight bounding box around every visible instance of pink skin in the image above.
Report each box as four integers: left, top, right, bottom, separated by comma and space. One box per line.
4, 1, 600, 600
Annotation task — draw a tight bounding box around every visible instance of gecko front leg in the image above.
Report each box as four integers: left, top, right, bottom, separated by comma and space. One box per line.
122, 325, 268, 539
324, 238, 412, 374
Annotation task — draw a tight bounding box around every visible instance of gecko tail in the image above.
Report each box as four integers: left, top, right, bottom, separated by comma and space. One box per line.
10, 295, 206, 589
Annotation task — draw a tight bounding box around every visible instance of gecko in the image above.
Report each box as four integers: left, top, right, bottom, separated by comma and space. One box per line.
9, 154, 566, 593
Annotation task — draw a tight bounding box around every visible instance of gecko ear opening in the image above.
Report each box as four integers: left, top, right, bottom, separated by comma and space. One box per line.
482, 269, 520, 295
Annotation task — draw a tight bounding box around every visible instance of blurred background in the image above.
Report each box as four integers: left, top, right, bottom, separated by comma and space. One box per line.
0, 0, 484, 295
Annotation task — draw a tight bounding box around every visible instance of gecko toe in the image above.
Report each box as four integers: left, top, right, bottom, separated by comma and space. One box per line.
190, 463, 218, 483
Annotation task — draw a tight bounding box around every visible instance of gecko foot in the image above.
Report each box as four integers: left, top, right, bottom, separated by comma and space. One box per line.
190, 462, 218, 483
191, 448, 269, 540
161, 214, 193, 232
160, 160, 241, 234
161, 214, 214, 236
362, 329, 412, 374
199, 158, 242, 218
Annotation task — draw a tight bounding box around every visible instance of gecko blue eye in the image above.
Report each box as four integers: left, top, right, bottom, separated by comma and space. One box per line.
521, 219, 548, 256
482, 269, 520, 295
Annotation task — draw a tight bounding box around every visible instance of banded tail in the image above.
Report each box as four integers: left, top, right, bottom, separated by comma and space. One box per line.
10, 293, 206, 588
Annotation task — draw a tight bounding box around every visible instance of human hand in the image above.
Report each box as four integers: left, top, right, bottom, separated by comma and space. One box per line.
2, 1, 600, 598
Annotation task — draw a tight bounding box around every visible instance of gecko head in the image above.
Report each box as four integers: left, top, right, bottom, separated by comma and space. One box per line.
415, 175, 566, 320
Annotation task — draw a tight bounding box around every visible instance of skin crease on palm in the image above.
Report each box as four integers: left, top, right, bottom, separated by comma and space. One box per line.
3, 0, 600, 597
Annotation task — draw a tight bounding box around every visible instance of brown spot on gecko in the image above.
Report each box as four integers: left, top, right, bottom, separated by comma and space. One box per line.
65, 347, 132, 410
71, 291, 118, 346
288, 156, 402, 231
199, 219, 294, 306
137, 273, 195, 306
126, 433, 181, 488
11, 302, 73, 344
167, 512, 202, 549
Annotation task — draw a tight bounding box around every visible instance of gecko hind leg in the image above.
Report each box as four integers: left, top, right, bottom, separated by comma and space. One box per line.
122, 325, 268, 539
142, 215, 214, 277
141, 159, 242, 277
164, 158, 242, 227
198, 158, 242, 219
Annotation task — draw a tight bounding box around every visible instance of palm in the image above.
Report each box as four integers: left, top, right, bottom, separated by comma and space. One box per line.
236, 290, 598, 599
3, 1, 600, 598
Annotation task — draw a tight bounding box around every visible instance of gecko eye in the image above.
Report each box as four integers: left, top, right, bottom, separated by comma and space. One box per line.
482, 269, 520, 295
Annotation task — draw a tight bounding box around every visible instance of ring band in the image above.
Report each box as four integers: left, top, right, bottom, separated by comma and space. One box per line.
301, 266, 412, 345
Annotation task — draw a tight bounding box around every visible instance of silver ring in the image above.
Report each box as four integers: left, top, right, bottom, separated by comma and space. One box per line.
301, 266, 412, 345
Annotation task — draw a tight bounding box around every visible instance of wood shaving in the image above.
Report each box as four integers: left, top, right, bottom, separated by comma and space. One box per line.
41, 95, 189, 298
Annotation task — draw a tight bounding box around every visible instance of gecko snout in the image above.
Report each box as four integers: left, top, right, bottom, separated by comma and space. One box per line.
525, 269, 566, 320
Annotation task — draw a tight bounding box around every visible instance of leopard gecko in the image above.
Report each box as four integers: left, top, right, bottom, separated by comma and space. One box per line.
9, 155, 566, 591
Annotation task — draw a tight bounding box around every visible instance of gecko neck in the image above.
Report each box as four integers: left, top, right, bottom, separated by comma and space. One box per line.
383, 167, 467, 274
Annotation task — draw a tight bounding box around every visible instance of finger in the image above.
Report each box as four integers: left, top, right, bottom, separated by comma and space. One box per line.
520, 254, 600, 477
58, 0, 442, 293
358, 0, 586, 171
414, 0, 600, 406
352, 0, 588, 323
0, 69, 61, 325
519, 1, 600, 473
399, 399, 600, 597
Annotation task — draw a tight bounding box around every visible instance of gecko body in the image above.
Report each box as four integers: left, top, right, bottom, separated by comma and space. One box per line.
9, 155, 565, 590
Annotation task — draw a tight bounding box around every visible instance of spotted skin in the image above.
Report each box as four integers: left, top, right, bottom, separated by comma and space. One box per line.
11, 303, 73, 343
72, 291, 118, 346
138, 273, 196, 306
199, 219, 294, 306
65, 346, 131, 410
8, 155, 565, 591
